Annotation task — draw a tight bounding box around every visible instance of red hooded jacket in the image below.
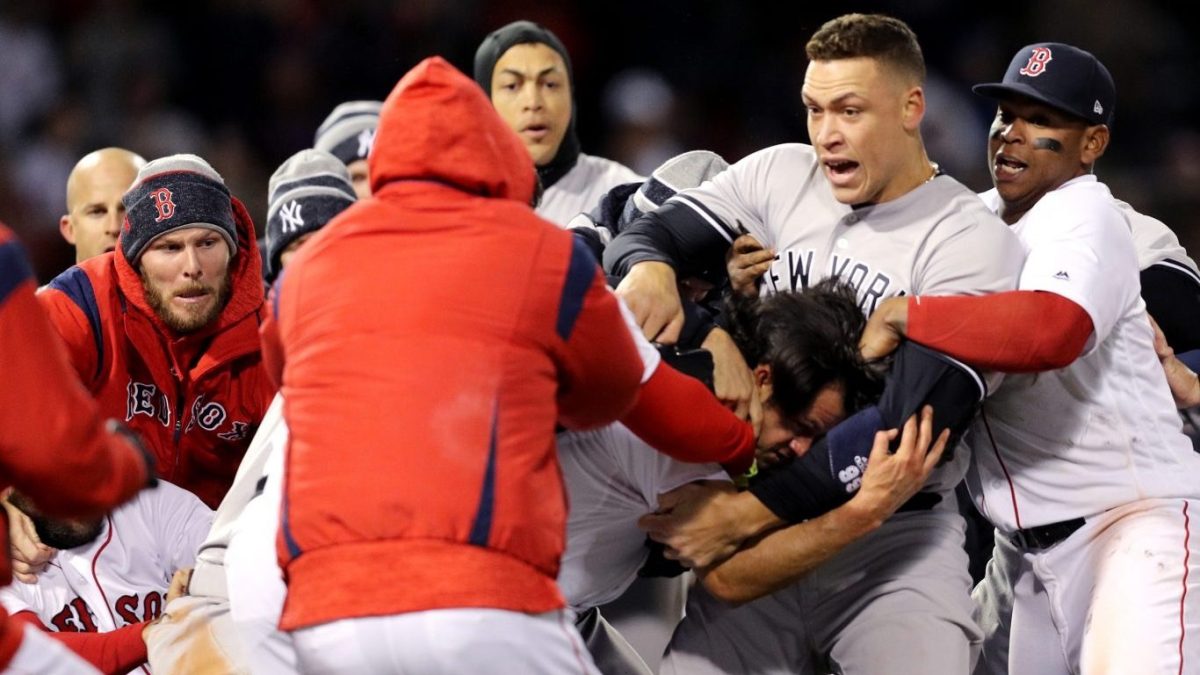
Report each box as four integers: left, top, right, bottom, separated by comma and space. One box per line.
37, 196, 276, 509
261, 57, 644, 630
0, 225, 149, 667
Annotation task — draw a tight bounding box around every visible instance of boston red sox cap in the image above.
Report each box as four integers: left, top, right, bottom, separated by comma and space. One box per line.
973, 42, 1115, 127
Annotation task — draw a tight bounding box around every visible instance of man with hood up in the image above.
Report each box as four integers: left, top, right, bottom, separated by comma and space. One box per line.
34, 154, 276, 512
475, 20, 642, 226
261, 57, 644, 674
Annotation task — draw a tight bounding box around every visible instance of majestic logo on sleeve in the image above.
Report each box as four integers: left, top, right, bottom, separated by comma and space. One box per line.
151, 188, 177, 223
279, 201, 304, 234
1018, 47, 1053, 77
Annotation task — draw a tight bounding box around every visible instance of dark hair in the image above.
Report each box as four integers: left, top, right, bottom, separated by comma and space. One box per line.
806, 13, 926, 85
723, 279, 883, 422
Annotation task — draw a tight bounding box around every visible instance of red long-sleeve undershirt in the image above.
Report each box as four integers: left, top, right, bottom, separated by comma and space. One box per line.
620, 361, 756, 475
12, 611, 147, 675
906, 290, 1093, 373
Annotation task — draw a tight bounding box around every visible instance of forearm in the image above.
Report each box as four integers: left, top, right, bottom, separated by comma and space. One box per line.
603, 203, 730, 279
1, 275, 146, 516
751, 342, 983, 524
12, 613, 148, 675
906, 291, 1092, 372
699, 498, 882, 604
621, 363, 756, 473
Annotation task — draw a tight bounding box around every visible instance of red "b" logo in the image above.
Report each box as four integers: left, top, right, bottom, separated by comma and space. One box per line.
1019, 47, 1053, 77
151, 188, 176, 222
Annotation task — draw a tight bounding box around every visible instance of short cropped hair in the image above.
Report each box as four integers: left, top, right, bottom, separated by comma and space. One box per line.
806, 13, 926, 85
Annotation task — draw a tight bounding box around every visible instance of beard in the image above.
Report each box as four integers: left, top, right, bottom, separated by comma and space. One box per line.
31, 514, 106, 550
6, 492, 105, 550
142, 273, 232, 334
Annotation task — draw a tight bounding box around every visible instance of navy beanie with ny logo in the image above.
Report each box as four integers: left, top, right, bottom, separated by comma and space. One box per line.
120, 154, 238, 265
264, 149, 357, 282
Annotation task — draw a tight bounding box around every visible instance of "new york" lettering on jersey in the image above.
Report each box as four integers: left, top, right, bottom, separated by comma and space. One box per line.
763, 248, 905, 315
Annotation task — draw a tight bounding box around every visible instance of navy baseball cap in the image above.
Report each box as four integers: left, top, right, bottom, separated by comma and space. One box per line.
973, 42, 1115, 127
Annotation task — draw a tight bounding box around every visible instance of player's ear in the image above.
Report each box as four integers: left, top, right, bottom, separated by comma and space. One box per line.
1080, 124, 1110, 165
754, 364, 774, 400
901, 85, 925, 132
59, 214, 76, 245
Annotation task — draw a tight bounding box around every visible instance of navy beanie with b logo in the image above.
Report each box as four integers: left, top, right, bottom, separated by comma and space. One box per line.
121, 154, 238, 265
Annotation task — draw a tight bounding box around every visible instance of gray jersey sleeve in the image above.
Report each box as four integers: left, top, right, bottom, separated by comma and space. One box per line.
603, 147, 787, 279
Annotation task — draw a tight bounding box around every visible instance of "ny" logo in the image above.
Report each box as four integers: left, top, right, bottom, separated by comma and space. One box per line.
357, 128, 376, 158
280, 200, 304, 233
1019, 47, 1053, 77
151, 188, 176, 222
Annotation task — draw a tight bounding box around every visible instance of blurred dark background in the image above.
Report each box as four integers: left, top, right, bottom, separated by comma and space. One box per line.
4, 0, 1198, 282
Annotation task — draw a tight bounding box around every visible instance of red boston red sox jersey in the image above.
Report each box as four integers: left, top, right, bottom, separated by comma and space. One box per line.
0, 482, 212, 639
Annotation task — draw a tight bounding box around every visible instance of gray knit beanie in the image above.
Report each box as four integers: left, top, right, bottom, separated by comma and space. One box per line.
313, 101, 383, 166
264, 149, 356, 281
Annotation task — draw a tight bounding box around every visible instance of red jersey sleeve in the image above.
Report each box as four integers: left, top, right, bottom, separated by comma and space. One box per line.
554, 241, 642, 430
11, 612, 148, 675
621, 362, 755, 473
0, 229, 147, 518
907, 290, 1093, 372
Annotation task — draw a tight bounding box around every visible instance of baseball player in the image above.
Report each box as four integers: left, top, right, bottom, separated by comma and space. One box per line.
208, 276, 901, 675
263, 56, 644, 674
2, 483, 211, 675
58, 148, 146, 264
313, 100, 381, 199
144, 149, 359, 675
604, 13, 1024, 674
0, 222, 152, 674
861, 42, 1200, 674
35, 153, 275, 511
479, 26, 748, 650
474, 20, 642, 226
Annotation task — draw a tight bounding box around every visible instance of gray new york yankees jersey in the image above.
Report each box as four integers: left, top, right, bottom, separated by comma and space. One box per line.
537, 153, 643, 227
635, 142, 1025, 492
675, 143, 1024, 314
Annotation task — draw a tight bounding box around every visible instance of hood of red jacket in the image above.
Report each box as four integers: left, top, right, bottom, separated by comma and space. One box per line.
114, 194, 265, 339
369, 56, 536, 204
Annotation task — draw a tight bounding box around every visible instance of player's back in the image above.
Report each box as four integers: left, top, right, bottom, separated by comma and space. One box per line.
270, 57, 642, 633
